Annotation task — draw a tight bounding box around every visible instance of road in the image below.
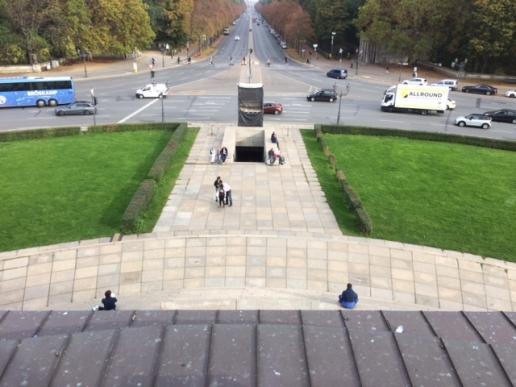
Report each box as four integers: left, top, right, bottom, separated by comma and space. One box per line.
0, 8, 515, 141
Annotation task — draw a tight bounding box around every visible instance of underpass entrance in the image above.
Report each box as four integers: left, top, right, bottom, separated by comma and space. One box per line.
234, 128, 264, 163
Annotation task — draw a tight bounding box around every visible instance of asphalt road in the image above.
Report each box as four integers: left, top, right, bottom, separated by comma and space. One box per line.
0, 8, 515, 141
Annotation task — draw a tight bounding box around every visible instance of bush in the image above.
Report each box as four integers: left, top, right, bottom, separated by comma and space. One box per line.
320, 125, 516, 152
147, 123, 187, 182
336, 170, 347, 182
355, 207, 373, 235
121, 179, 156, 233
328, 153, 337, 169
0, 127, 80, 142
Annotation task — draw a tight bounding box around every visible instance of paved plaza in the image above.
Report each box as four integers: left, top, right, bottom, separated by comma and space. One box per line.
0, 123, 515, 311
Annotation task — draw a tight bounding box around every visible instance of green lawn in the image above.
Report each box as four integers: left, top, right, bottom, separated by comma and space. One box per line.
303, 131, 516, 261
0, 130, 172, 252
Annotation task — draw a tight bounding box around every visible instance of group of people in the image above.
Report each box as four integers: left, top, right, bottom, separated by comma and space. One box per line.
213, 176, 233, 207
210, 146, 228, 164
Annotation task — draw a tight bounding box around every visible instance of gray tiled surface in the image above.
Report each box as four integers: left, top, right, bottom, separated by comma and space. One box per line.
0, 310, 514, 386
154, 125, 341, 234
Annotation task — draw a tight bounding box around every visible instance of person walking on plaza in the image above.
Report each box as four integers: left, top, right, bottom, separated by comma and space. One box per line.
223, 181, 232, 207
339, 283, 358, 309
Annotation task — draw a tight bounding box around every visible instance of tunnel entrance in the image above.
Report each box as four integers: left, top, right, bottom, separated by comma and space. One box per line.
235, 146, 264, 162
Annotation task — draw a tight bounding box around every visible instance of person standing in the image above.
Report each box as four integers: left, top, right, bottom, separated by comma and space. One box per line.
218, 184, 226, 207
223, 181, 232, 207
339, 283, 358, 309
214, 176, 222, 202
271, 131, 279, 149
220, 146, 228, 163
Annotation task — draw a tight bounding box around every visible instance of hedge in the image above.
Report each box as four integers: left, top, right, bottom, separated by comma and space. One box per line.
316, 130, 373, 236
147, 123, 187, 182
0, 127, 80, 142
121, 179, 156, 233
88, 122, 181, 134
0, 122, 185, 142
318, 124, 516, 152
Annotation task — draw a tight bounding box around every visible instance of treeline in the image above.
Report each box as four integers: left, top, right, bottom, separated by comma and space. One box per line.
256, 0, 362, 55
257, 0, 516, 74
0, 0, 245, 65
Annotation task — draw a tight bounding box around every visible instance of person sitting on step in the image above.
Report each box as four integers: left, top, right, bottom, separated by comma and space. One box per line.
339, 283, 358, 309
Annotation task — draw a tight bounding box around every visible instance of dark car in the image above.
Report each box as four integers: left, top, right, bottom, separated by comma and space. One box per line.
462, 84, 497, 95
482, 109, 516, 124
264, 102, 283, 115
55, 101, 96, 116
326, 69, 347, 79
307, 89, 337, 102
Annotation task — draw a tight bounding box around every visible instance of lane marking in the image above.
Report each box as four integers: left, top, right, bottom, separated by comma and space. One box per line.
117, 99, 160, 123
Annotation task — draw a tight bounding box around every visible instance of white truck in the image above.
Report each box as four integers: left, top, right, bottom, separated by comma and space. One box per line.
381, 84, 449, 115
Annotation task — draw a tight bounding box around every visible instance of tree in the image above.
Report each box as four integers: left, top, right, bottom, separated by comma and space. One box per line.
87, 0, 155, 56
468, 0, 516, 73
1, 0, 55, 64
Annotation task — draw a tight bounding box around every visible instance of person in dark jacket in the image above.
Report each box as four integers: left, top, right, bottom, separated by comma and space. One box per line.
271, 131, 279, 149
98, 290, 117, 311
339, 283, 358, 309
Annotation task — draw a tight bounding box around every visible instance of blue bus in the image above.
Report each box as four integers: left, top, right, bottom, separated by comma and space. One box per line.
0, 76, 76, 108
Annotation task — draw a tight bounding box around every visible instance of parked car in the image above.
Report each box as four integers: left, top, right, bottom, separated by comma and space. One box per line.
455, 114, 491, 129
280, 41, 287, 49
135, 83, 168, 99
402, 78, 428, 86
462, 84, 497, 95
326, 69, 348, 80
505, 90, 516, 98
447, 99, 456, 110
307, 89, 337, 102
234, 35, 240, 41
55, 101, 96, 116
432, 79, 458, 91
482, 109, 516, 124
223, 28, 230, 35
263, 102, 283, 115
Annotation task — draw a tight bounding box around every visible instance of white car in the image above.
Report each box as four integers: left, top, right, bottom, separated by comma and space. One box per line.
234, 35, 240, 41
402, 78, 428, 86
135, 83, 168, 99
455, 114, 491, 129
506, 90, 516, 98
432, 79, 458, 91
280, 41, 287, 49
447, 99, 456, 110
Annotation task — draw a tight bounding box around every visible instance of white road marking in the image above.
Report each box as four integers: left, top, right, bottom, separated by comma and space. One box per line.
117, 99, 159, 123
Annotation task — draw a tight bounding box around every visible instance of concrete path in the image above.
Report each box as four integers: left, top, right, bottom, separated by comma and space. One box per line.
154, 124, 340, 235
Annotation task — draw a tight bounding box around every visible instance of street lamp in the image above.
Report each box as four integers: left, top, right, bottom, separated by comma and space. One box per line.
313, 43, 318, 59
331, 32, 336, 59
336, 83, 350, 125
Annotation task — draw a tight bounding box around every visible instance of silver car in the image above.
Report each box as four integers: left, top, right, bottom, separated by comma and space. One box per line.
455, 114, 491, 129
55, 101, 96, 116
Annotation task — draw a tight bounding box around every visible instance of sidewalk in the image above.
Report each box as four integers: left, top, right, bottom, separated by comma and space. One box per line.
4, 49, 201, 82
299, 52, 516, 91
